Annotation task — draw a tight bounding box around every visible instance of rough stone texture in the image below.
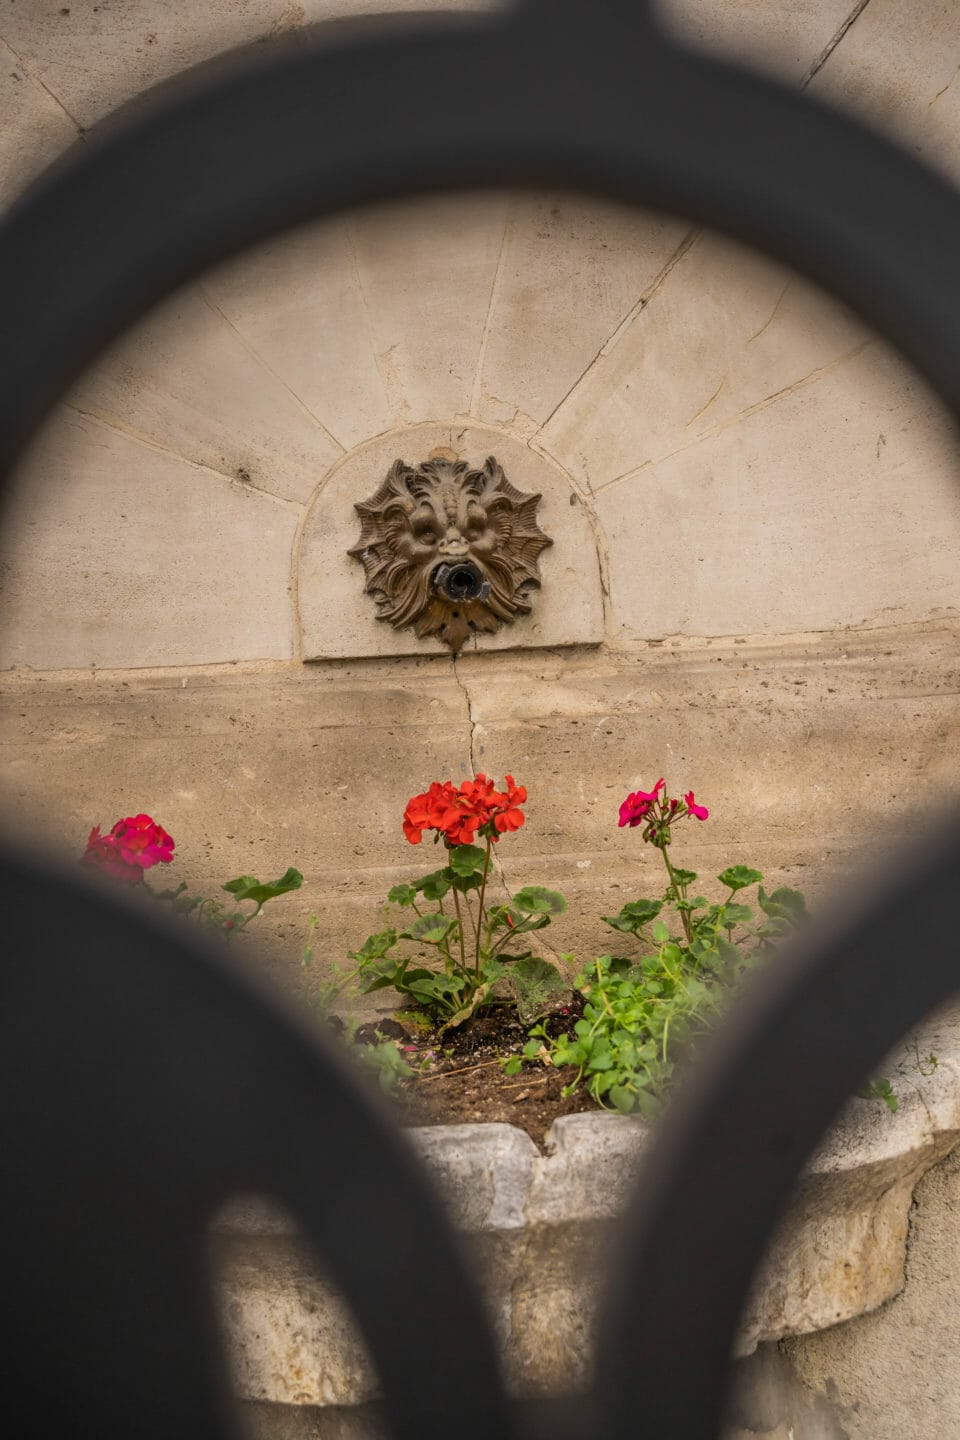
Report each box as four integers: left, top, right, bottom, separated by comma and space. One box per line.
1, 623, 956, 1010
3, 7, 960, 664
0, 36, 79, 210
68, 282, 345, 506
211, 1021, 960, 1414
780, 1138, 960, 1439
298, 423, 603, 659
0, 409, 300, 670
589, 340, 960, 639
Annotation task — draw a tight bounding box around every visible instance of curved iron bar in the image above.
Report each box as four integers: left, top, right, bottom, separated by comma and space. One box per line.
1, 1, 959, 1437
0, 847, 517, 1440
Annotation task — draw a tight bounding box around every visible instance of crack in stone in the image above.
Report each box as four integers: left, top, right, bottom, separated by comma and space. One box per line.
684, 374, 727, 429
747, 282, 790, 345
64, 403, 304, 514
451, 654, 568, 972
538, 229, 700, 433
928, 63, 959, 110
469, 199, 514, 419
799, 0, 875, 90
0, 31, 86, 137
594, 338, 872, 495
199, 289, 347, 454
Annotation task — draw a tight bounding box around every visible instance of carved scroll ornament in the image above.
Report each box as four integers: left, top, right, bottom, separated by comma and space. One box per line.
349, 453, 552, 653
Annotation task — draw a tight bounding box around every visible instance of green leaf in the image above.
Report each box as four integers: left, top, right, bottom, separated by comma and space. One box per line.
508, 956, 568, 1024
758, 886, 809, 925
417, 869, 451, 902
858, 1076, 898, 1113
407, 973, 464, 1005
721, 903, 754, 927
350, 929, 397, 964
222, 874, 259, 896
604, 899, 664, 932
718, 866, 763, 892
652, 919, 670, 943
440, 982, 496, 1032
448, 844, 487, 876
670, 868, 698, 886
602, 913, 644, 935
622, 899, 663, 925
502, 1056, 523, 1076
512, 886, 568, 916
609, 1085, 636, 1114
401, 914, 458, 946
387, 883, 418, 906
222, 867, 303, 907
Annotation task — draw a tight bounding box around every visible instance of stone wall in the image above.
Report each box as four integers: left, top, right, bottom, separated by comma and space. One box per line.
2, 1, 959, 994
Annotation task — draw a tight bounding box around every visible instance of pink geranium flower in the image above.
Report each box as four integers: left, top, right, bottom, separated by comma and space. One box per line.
618, 778, 664, 828
684, 791, 709, 821
81, 813, 175, 883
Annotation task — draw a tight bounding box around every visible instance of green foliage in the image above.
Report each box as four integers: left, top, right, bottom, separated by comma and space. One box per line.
858, 1076, 898, 1113
512, 886, 567, 916
222, 867, 303, 911
509, 955, 572, 1025
530, 858, 811, 1115
348, 837, 567, 1030
152, 866, 302, 935
353, 1033, 415, 1093
718, 865, 763, 892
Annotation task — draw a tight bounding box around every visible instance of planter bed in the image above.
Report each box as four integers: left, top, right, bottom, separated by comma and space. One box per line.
213, 1013, 960, 1437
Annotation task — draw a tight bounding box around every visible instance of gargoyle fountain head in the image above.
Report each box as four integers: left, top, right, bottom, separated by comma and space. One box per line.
349, 451, 552, 653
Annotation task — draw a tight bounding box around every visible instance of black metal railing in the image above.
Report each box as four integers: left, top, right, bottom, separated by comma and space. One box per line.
2, 3, 959, 1437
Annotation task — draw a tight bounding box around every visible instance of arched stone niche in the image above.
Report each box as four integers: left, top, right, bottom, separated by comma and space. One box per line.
297, 423, 604, 659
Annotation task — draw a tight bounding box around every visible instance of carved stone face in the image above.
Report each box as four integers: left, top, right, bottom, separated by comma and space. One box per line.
349, 455, 552, 652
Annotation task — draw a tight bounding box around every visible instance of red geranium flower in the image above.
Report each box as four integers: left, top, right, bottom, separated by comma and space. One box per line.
403, 774, 527, 845
492, 775, 527, 835
81, 813, 175, 883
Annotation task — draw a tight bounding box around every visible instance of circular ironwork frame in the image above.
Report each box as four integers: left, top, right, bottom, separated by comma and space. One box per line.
2, 1, 960, 1437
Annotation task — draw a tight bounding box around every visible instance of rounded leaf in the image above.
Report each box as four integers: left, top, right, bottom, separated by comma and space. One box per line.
512, 886, 567, 916
448, 844, 487, 877
718, 866, 763, 892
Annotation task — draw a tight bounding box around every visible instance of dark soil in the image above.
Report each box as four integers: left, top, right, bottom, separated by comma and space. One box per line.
353, 994, 598, 1148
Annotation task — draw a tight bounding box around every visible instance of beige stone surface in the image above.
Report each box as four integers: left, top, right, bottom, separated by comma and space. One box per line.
0, 36, 79, 210
0, 410, 300, 670
539, 230, 869, 493
592, 341, 960, 639
68, 282, 344, 505
3, 3, 958, 661
1, 624, 957, 1006
808, 0, 960, 186
475, 192, 690, 429
346, 193, 511, 427
204, 218, 392, 453
782, 1143, 960, 1439
298, 422, 603, 659
660, 0, 858, 83
212, 1034, 960, 1408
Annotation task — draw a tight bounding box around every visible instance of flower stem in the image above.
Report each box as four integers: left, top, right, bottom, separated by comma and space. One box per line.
452, 887, 468, 974
475, 837, 492, 975
658, 830, 693, 944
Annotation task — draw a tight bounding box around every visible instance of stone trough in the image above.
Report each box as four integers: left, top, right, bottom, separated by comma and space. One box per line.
213, 1010, 960, 1438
